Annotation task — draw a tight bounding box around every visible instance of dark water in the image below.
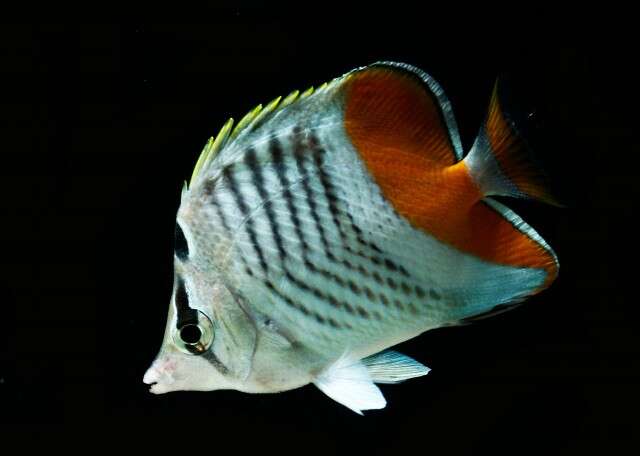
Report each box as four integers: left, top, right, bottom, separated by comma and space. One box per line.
3, 12, 638, 453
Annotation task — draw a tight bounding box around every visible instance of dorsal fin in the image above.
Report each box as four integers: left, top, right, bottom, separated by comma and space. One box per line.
190, 117, 235, 186
341, 63, 474, 251
344, 62, 464, 167
188, 81, 340, 188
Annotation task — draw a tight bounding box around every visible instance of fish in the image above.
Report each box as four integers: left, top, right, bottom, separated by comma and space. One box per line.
142, 61, 559, 414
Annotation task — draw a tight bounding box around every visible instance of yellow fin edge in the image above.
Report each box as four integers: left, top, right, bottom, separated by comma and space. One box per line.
188, 77, 339, 187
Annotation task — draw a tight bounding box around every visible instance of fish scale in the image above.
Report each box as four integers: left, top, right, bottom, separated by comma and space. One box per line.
197, 113, 491, 350
201, 123, 444, 354
144, 62, 559, 413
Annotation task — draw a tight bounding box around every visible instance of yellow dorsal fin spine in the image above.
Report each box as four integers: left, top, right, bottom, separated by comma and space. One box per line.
300, 86, 314, 98
246, 95, 282, 132
188, 77, 338, 187
189, 118, 234, 186
280, 89, 300, 108
231, 104, 263, 139
190, 136, 215, 186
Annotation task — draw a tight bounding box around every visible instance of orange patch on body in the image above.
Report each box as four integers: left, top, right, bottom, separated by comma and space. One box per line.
343, 67, 557, 291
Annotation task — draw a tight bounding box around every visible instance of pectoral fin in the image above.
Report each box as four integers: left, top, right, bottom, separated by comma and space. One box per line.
313, 351, 430, 414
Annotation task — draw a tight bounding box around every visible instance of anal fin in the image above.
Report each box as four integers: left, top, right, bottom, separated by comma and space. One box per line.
361, 350, 430, 384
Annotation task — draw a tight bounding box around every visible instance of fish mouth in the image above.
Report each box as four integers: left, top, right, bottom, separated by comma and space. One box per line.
143, 363, 175, 394
142, 367, 161, 393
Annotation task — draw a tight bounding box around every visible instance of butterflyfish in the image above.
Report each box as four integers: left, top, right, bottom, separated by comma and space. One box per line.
143, 61, 559, 414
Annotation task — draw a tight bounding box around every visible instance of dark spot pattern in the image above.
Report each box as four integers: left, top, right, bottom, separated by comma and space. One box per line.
264, 278, 354, 329
214, 125, 431, 329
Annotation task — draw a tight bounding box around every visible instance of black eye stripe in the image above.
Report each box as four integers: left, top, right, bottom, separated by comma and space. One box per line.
174, 223, 189, 260
175, 278, 198, 329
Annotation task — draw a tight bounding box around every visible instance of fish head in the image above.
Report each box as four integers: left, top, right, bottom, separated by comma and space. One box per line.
143, 213, 258, 394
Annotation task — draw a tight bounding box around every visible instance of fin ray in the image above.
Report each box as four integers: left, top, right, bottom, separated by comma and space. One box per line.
361, 350, 430, 384
344, 62, 463, 169
314, 355, 386, 415
465, 82, 560, 205
188, 78, 340, 187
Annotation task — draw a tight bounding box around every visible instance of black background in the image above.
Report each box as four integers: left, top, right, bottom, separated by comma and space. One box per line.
3, 11, 638, 454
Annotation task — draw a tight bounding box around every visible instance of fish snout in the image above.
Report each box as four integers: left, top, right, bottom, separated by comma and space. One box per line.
143, 358, 177, 394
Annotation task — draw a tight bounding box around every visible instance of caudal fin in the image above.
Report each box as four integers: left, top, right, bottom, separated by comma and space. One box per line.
464, 82, 560, 206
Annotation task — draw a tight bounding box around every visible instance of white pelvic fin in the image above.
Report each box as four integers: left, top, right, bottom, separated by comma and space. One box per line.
313, 356, 386, 415
361, 350, 430, 384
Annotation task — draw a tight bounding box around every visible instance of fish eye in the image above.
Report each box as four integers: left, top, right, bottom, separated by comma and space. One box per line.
180, 324, 201, 344
173, 310, 214, 355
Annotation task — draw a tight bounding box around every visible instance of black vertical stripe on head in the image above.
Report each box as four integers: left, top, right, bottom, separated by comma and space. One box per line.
245, 146, 287, 262
223, 164, 269, 274
202, 350, 229, 374
174, 223, 189, 261
175, 278, 198, 329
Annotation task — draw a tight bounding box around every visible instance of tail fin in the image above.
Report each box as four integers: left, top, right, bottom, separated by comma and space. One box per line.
464, 82, 561, 206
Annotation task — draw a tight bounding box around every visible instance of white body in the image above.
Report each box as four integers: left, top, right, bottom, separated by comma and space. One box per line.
143, 62, 555, 413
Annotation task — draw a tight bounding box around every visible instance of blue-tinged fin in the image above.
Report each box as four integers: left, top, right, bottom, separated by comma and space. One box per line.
361, 350, 430, 384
